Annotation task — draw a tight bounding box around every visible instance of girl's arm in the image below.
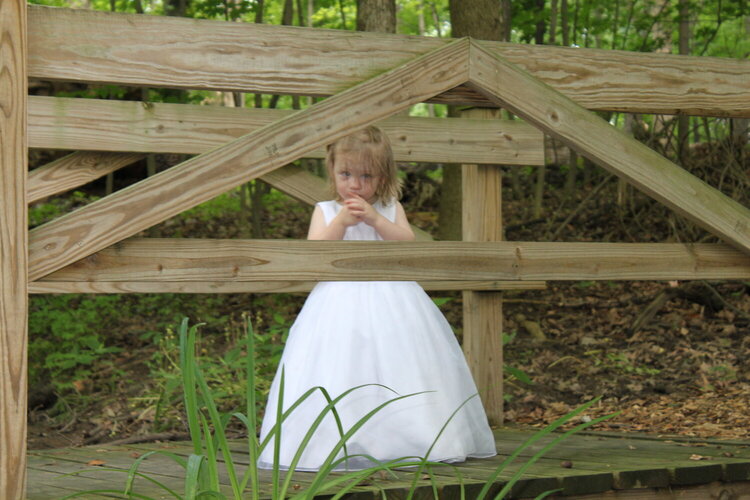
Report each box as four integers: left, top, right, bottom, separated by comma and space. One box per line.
307, 204, 360, 240
373, 201, 415, 241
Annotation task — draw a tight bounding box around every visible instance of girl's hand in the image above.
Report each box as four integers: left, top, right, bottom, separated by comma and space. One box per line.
334, 202, 362, 227
344, 195, 380, 226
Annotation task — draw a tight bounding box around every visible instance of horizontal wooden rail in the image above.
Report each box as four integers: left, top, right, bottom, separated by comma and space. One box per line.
29, 280, 546, 294
28, 5, 750, 117
35, 239, 750, 282
28, 96, 544, 165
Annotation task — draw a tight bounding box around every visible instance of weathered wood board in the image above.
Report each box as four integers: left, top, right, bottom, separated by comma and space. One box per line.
0, 1, 28, 498
33, 240, 750, 283
28, 96, 545, 166
28, 151, 145, 203
28, 5, 750, 117
25, 429, 750, 499
28, 280, 547, 294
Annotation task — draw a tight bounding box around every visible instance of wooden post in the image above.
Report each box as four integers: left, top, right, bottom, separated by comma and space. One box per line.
0, 0, 28, 498
461, 107, 504, 425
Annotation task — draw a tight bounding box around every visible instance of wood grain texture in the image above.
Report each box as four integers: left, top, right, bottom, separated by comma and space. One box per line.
461, 108, 504, 426
28, 96, 544, 165
35, 240, 750, 282
28, 151, 145, 203
0, 1, 28, 498
27, 5, 750, 117
467, 40, 750, 255
28, 280, 547, 294
28, 39, 471, 281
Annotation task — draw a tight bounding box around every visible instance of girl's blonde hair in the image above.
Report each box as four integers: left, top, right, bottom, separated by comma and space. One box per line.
325, 126, 401, 204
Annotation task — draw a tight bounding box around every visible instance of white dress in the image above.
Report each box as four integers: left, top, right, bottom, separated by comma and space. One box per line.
257, 200, 496, 471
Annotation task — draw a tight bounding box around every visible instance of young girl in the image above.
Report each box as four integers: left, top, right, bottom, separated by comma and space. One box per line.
258, 126, 496, 471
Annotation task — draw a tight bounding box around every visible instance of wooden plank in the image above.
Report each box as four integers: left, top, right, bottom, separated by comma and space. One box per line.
28, 280, 547, 294
32, 240, 750, 283
568, 481, 750, 500
27, 39, 471, 281
467, 40, 750, 256
28, 96, 545, 166
27, 5, 750, 117
28, 151, 144, 203
0, 1, 28, 498
461, 108, 504, 426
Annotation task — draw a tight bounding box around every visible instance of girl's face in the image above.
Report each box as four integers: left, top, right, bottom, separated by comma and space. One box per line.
333, 155, 380, 203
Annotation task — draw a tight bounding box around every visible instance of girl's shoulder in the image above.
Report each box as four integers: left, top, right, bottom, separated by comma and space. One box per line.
315, 200, 341, 224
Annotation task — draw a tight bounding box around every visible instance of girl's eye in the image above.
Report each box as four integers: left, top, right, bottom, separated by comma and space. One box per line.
362, 174, 372, 180
339, 171, 351, 178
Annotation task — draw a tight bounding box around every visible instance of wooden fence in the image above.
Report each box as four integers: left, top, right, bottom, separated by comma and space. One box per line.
1, 3, 749, 497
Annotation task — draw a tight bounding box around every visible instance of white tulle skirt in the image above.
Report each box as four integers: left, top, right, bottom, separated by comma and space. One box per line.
257, 281, 496, 471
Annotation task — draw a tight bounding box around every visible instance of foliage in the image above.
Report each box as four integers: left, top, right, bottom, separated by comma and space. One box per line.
29, 294, 125, 393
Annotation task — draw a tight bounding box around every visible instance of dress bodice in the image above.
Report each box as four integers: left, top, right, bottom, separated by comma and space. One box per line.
317, 200, 397, 241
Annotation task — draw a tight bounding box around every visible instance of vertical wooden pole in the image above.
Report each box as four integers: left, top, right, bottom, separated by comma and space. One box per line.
461, 108, 504, 425
0, 0, 28, 498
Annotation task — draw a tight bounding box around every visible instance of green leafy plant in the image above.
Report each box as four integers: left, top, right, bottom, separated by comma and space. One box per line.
62, 316, 615, 499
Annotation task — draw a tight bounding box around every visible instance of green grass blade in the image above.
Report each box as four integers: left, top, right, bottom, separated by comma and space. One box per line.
406, 393, 477, 500
60, 489, 155, 500
180, 318, 205, 456
194, 363, 243, 499
534, 488, 563, 499
304, 390, 431, 496
308, 457, 448, 500
185, 453, 206, 500
243, 316, 260, 500
121, 450, 187, 498
272, 367, 285, 500
279, 384, 386, 495
471, 397, 609, 500
57, 466, 181, 499
200, 413, 221, 491
492, 411, 618, 500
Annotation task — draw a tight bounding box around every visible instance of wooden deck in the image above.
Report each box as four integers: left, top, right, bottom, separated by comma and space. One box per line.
27, 428, 750, 499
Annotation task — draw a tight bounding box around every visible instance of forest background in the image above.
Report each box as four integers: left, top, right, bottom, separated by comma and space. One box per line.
26, 0, 750, 449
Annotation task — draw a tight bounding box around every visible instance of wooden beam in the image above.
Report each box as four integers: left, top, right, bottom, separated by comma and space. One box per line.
28, 151, 145, 203
461, 107, 505, 426
36, 240, 750, 283
466, 40, 750, 256
27, 5, 750, 117
28, 96, 544, 165
28, 39, 471, 281
29, 280, 547, 294
0, 0, 28, 497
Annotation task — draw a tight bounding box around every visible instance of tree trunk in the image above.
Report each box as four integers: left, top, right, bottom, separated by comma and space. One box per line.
534, 0, 546, 44
449, 0, 501, 39
500, 0, 512, 41
549, 0, 558, 44
677, 0, 690, 163
357, 0, 396, 32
